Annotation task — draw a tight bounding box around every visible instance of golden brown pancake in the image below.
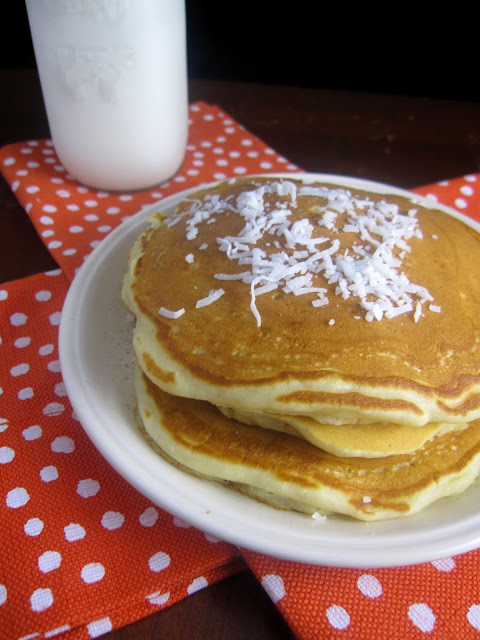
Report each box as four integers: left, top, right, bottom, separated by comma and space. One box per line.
136, 366, 480, 522
122, 176, 480, 427
219, 407, 467, 457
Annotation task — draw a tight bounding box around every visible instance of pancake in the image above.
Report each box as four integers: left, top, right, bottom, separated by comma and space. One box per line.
219, 407, 467, 457
136, 366, 480, 522
122, 176, 480, 427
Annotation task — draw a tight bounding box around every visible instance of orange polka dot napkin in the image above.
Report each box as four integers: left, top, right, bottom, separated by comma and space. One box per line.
2, 101, 480, 640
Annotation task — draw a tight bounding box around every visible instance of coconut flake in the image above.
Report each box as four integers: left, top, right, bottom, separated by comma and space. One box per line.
196, 288, 225, 309
159, 307, 185, 319
173, 179, 438, 326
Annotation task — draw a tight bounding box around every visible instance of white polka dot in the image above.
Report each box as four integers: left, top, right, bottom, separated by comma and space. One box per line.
48, 360, 61, 372
23, 424, 42, 440
49, 312, 62, 326
63, 248, 77, 256
0, 447, 15, 463
84, 214, 99, 222
187, 577, 208, 595
30, 587, 54, 612
18, 387, 34, 400
42, 204, 57, 213
98, 225, 112, 233
14, 336, 31, 348
357, 574, 383, 598
0, 418, 8, 432
3, 156, 15, 166
10, 312, 27, 326
261, 574, 286, 603
47, 624, 71, 636
0, 290, 8, 301
77, 479, 100, 498
6, 487, 30, 508
26, 185, 40, 194
42, 230, 55, 239
40, 465, 59, 482
0, 584, 7, 606
460, 185, 474, 196
173, 516, 191, 529
204, 533, 221, 543
67, 204, 80, 211
87, 617, 112, 637
106, 207, 120, 215
455, 198, 467, 209
35, 290, 52, 302
139, 506, 159, 527
39, 215, 54, 225
408, 603, 436, 632
64, 523, 86, 542
38, 550, 62, 573
467, 604, 480, 630
233, 166, 247, 174
27, 161, 40, 168
84, 200, 98, 208
101, 511, 125, 530
39, 344, 54, 356
81, 563, 105, 584
48, 240, 62, 249
146, 590, 170, 606
43, 402, 65, 417
51, 435, 74, 453
24, 518, 44, 536
148, 551, 171, 573
69, 226, 84, 234
10, 363, 29, 377
54, 382, 67, 397
326, 605, 350, 630
241, 138, 253, 146
56, 190, 71, 198
431, 557, 456, 572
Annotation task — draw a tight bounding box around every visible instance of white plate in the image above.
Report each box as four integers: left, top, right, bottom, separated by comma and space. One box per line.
59, 173, 480, 568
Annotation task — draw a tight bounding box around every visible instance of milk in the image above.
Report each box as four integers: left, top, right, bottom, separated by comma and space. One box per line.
25, 0, 188, 191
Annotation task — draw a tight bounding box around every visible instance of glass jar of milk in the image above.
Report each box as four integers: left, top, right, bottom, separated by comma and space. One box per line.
25, 0, 188, 191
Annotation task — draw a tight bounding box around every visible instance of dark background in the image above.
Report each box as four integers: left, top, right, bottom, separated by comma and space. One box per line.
2, 2, 479, 103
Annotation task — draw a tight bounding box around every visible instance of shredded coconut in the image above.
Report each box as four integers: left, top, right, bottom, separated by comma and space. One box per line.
158, 306, 185, 319
196, 288, 225, 309
312, 511, 328, 522
170, 179, 438, 326
185, 253, 194, 263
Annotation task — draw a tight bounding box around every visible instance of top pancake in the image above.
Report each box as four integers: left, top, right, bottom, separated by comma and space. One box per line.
122, 175, 480, 426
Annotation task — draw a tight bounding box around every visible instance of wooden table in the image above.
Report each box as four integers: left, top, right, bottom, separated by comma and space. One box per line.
2, 68, 480, 639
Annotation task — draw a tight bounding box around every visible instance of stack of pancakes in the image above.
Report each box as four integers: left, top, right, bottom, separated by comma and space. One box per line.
122, 175, 480, 521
